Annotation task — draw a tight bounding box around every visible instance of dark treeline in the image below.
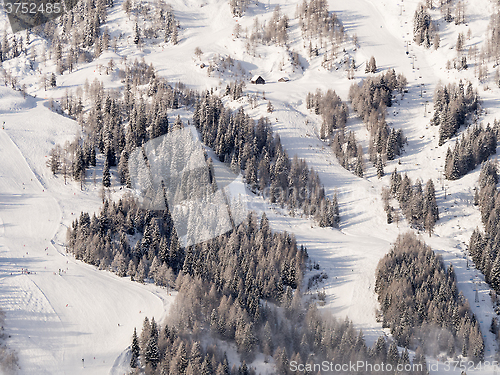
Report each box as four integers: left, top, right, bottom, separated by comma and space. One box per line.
444, 122, 498, 180
306, 89, 349, 139
431, 80, 480, 146
349, 70, 407, 164
67, 202, 427, 374
469, 161, 500, 297
48, 61, 196, 188
388, 169, 439, 234
376, 232, 485, 362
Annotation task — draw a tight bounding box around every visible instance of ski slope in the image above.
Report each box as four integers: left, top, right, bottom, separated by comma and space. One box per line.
0, 91, 170, 374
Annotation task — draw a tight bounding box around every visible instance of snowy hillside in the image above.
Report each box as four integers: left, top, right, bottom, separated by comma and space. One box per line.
1, 0, 500, 373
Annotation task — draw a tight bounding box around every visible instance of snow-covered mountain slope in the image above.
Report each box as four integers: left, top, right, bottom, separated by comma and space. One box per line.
1, 0, 500, 373
0, 89, 170, 374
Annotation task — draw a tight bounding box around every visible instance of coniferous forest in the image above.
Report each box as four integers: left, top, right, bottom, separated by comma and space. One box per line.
12, 0, 500, 375
50, 63, 339, 228
376, 232, 485, 362
431, 80, 480, 146
469, 161, 500, 297
444, 122, 498, 180
67, 205, 429, 374
122, 213, 428, 375
387, 169, 439, 234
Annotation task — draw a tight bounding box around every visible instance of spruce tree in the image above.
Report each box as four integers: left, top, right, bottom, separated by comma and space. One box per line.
376, 155, 384, 178
144, 332, 160, 368
490, 253, 500, 291
130, 327, 140, 368
103, 159, 111, 187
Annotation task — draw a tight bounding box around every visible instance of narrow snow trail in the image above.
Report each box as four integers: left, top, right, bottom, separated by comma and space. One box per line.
0, 100, 168, 375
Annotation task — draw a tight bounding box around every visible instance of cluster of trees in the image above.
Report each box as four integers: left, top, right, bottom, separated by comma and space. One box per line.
130, 2, 179, 46
224, 80, 246, 101
331, 129, 365, 178
305, 89, 348, 139
376, 232, 485, 362
205, 55, 248, 79
47, 137, 97, 188
229, 0, 250, 17
365, 56, 377, 74
426, 0, 466, 24
349, 70, 407, 164
131, 318, 249, 374
67, 200, 308, 310
67, 198, 426, 374
0, 30, 30, 63
388, 169, 439, 234
295, 0, 349, 67
0, 0, 111, 74
134, 281, 428, 375
296, 0, 345, 45
52, 65, 339, 229
413, 4, 438, 48
0, 0, 181, 88
192, 92, 340, 227
49, 61, 195, 188
249, 5, 289, 47
444, 122, 498, 180
431, 81, 480, 146
468, 161, 500, 295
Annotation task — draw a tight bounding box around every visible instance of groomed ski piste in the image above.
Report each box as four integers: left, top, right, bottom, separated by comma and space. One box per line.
0, 0, 500, 373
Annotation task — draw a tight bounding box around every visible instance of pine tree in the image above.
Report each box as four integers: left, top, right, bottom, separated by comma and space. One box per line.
144, 319, 160, 369
90, 147, 96, 167
50, 73, 57, 87
130, 327, 140, 368
267, 100, 273, 113
376, 155, 384, 178
387, 341, 399, 365
134, 23, 140, 45
73, 145, 84, 181
490, 252, 500, 291
48, 146, 61, 175
103, 159, 111, 187
355, 154, 364, 177
368, 56, 377, 73
424, 179, 439, 221
386, 130, 397, 160
171, 22, 178, 45
424, 211, 435, 236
